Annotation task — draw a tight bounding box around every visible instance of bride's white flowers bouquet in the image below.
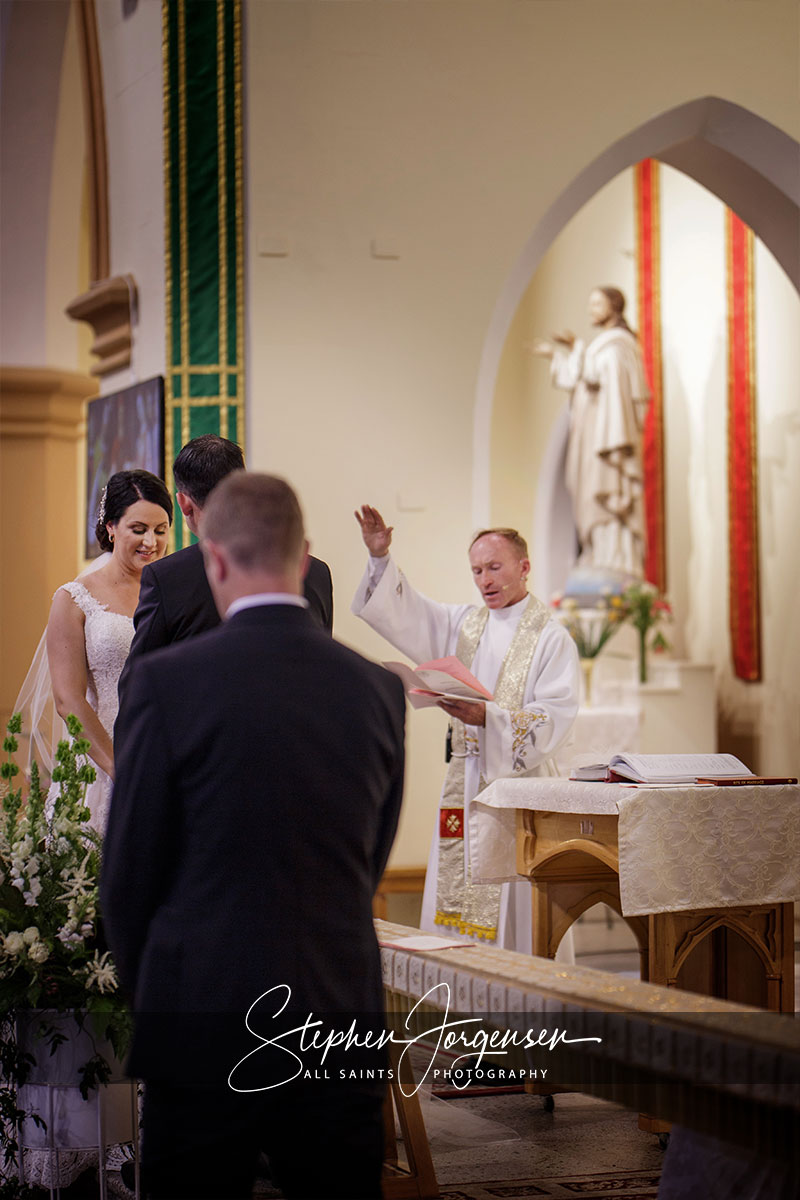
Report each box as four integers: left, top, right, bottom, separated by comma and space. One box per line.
0, 714, 130, 1176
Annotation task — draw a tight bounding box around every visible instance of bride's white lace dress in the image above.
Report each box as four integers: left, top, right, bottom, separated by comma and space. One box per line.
22, 580, 135, 1192
49, 579, 134, 833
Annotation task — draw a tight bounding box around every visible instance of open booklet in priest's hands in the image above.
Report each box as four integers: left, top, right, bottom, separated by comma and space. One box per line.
382, 656, 493, 710
571, 752, 774, 785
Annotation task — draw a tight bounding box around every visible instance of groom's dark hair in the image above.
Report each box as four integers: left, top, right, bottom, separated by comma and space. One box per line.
173, 435, 244, 507
202, 472, 305, 573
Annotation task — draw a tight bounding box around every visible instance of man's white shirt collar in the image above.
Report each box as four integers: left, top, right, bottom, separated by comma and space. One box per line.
488, 593, 529, 621
225, 593, 309, 620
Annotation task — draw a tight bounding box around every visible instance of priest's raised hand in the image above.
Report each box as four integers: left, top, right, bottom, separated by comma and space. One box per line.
354, 504, 394, 558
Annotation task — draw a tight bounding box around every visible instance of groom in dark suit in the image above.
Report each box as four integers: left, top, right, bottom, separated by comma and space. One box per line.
103, 472, 405, 1199
119, 436, 333, 700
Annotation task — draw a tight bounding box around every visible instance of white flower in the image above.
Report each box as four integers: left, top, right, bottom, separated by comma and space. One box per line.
3, 931, 25, 957
84, 950, 118, 994
22, 926, 39, 944
57, 852, 94, 903
27, 940, 50, 964
57, 926, 84, 946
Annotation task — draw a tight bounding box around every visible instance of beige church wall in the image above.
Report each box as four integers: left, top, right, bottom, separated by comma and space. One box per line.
43, 1, 95, 587
244, 0, 798, 866
0, 2, 97, 729
0, 0, 72, 368
93, 0, 165, 393
44, 2, 92, 375
0, 369, 95, 733
1, 0, 166, 390
492, 168, 638, 598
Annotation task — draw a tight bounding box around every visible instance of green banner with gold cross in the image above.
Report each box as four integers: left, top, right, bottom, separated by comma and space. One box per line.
162, 0, 244, 550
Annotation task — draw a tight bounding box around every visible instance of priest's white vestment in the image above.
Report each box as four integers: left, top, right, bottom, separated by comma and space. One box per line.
352, 555, 579, 950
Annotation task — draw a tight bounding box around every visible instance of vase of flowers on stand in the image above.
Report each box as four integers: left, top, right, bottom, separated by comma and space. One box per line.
622, 581, 672, 684
0, 714, 134, 1198
551, 592, 627, 705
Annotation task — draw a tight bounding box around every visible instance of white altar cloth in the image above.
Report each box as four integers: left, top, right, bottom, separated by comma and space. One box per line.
471, 778, 800, 918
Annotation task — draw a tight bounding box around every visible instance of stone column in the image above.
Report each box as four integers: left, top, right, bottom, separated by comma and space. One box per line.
0, 366, 96, 732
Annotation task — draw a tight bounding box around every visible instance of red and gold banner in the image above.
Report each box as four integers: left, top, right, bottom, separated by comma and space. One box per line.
726, 211, 761, 681
635, 159, 666, 591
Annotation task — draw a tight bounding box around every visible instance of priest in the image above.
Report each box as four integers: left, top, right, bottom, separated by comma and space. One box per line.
352, 506, 579, 951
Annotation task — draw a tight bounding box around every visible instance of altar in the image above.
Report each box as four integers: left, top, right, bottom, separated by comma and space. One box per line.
470, 777, 799, 1013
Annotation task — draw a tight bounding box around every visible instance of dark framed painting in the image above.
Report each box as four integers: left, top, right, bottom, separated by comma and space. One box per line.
85, 376, 165, 558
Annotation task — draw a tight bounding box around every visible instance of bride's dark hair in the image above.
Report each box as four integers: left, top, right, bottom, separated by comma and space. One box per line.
96, 469, 173, 552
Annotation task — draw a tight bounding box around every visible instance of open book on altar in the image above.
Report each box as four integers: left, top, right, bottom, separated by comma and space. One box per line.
571, 752, 756, 784
382, 656, 493, 710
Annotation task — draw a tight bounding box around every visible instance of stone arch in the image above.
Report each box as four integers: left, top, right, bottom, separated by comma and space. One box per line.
473, 97, 800, 527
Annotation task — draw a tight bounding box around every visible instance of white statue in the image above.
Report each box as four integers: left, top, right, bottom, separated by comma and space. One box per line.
532, 287, 650, 577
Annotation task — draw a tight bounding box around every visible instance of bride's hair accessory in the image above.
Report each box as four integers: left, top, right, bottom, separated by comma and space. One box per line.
97, 485, 108, 526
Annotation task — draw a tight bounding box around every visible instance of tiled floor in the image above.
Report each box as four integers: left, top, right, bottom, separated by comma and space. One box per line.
419, 1086, 664, 1191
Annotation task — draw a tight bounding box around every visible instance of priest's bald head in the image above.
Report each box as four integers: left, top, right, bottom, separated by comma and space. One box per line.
468, 527, 530, 609
200, 471, 310, 615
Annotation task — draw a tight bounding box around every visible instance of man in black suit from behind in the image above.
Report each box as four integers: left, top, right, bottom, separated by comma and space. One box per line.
102, 472, 405, 1199
119, 436, 333, 699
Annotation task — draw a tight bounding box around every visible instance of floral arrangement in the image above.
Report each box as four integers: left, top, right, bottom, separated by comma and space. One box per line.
0, 714, 130, 1180
621, 580, 672, 683
551, 591, 627, 659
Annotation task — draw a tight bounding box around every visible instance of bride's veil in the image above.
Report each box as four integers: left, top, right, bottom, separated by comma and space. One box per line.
10, 552, 112, 778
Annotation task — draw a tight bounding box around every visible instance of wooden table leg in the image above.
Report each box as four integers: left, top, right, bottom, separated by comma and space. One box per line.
648, 902, 794, 1011
381, 1043, 439, 1200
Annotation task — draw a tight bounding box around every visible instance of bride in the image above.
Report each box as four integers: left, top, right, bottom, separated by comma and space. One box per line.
10, 469, 172, 1193
36, 469, 172, 832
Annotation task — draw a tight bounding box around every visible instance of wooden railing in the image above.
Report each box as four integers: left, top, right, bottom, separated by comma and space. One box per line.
378, 920, 799, 1170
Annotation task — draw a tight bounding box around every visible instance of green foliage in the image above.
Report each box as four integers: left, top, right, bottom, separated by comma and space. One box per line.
0, 1177, 38, 1199
622, 581, 672, 637
0, 715, 129, 1177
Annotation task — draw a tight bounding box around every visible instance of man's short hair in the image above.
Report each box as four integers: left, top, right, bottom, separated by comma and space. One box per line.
469, 527, 529, 559
173, 435, 245, 507
201, 472, 305, 572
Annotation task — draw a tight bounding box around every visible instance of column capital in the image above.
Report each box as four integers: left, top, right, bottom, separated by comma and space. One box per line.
0, 366, 96, 441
